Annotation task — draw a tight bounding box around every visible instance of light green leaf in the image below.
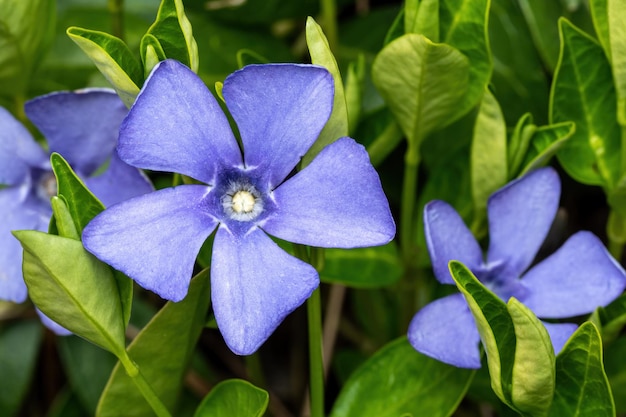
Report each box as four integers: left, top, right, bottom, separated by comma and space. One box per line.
147, 0, 198, 72
66, 27, 142, 107
51, 196, 80, 241
344, 54, 365, 136
372, 33, 469, 145
194, 379, 268, 417
604, 335, 626, 414
14, 231, 126, 358
440, 0, 492, 120
0, 321, 42, 417
330, 337, 474, 417
302, 17, 349, 167
96, 268, 211, 417
470, 89, 507, 229
550, 18, 620, 189
320, 242, 402, 288
508, 113, 536, 176
608, 0, 626, 125
549, 322, 615, 416
589, 0, 610, 59
404, 0, 439, 41
140, 33, 167, 79
518, 122, 575, 177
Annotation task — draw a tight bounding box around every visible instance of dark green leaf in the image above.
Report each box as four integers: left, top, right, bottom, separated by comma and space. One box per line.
517, 0, 563, 72
604, 335, 626, 414
591, 292, 626, 343
330, 337, 474, 417
194, 379, 268, 417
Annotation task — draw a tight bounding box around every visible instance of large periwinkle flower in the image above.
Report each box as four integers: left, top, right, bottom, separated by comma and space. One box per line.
0, 89, 153, 332
409, 167, 626, 368
82, 59, 395, 355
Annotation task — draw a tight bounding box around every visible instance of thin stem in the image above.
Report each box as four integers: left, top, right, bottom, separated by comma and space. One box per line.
108, 0, 125, 40
119, 353, 172, 417
245, 352, 267, 389
400, 145, 420, 264
320, 0, 338, 53
307, 287, 325, 417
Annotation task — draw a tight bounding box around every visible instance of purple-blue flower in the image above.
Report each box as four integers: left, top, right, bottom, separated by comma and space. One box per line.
82, 59, 396, 355
408, 167, 626, 368
0, 89, 153, 333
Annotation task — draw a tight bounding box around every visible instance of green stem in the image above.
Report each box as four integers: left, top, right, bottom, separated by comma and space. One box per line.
108, 0, 125, 40
245, 352, 266, 388
320, 0, 338, 53
119, 353, 172, 417
400, 144, 420, 263
307, 287, 325, 417
366, 120, 404, 167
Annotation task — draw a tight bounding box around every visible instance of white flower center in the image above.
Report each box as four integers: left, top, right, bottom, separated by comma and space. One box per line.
221, 181, 264, 221
37, 172, 57, 201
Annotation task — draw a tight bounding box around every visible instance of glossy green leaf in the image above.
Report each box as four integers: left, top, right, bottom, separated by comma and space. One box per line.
470, 89, 507, 228
51, 153, 132, 327
58, 336, 117, 415
550, 18, 620, 189
440, 0, 492, 120
450, 261, 556, 416
608, 0, 626, 124
302, 17, 349, 167
604, 335, 626, 413
589, 0, 610, 59
548, 322, 615, 416
146, 0, 198, 72
320, 242, 402, 288
0, 321, 42, 417
96, 268, 211, 417
372, 33, 469, 144
508, 113, 536, 176
51, 196, 80, 241
13, 231, 126, 358
0, 0, 55, 95
194, 379, 268, 417
140, 33, 167, 79
591, 293, 626, 343
66, 26, 142, 107
330, 337, 474, 417
518, 122, 575, 177
404, 0, 439, 41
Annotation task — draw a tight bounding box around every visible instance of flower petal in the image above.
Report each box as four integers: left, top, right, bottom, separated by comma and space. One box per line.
118, 60, 241, 184
0, 107, 48, 185
521, 231, 626, 318
423, 200, 483, 284
211, 226, 319, 355
84, 151, 153, 207
407, 293, 482, 369
25, 89, 126, 175
0, 186, 49, 303
82, 185, 219, 302
223, 64, 333, 187
486, 167, 560, 277
261, 137, 395, 248
36, 309, 72, 336
541, 321, 577, 354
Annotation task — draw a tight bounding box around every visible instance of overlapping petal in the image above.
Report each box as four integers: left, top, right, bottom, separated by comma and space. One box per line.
521, 231, 626, 318
486, 168, 560, 278
211, 226, 319, 355
82, 185, 219, 302
0, 107, 48, 185
223, 64, 333, 187
423, 200, 483, 284
118, 60, 241, 184
1, 185, 49, 302
25, 89, 126, 175
85, 151, 153, 207
262, 137, 395, 248
36, 309, 72, 336
541, 321, 578, 354
407, 294, 482, 368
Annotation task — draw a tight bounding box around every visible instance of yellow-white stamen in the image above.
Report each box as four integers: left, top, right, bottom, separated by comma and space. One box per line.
231, 190, 256, 213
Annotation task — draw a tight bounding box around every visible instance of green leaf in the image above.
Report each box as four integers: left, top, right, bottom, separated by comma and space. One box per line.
548, 322, 615, 416
320, 242, 402, 288
591, 293, 626, 343
608, 0, 626, 125
470, 89, 507, 229
140, 33, 167, 79
604, 335, 626, 414
236, 49, 270, 68
372, 33, 470, 144
146, 0, 198, 72
330, 337, 474, 417
0, 321, 42, 417
96, 268, 211, 417
344, 54, 365, 136
13, 231, 126, 358
66, 26, 142, 107
51, 196, 80, 241
450, 261, 556, 416
508, 113, 536, 176
516, 0, 562, 72
550, 18, 621, 189
404, 0, 439, 41
518, 122, 575, 177
302, 17, 349, 167
58, 336, 117, 415
440, 0, 492, 121
0, 0, 55, 95
589, 0, 610, 59
194, 379, 268, 417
